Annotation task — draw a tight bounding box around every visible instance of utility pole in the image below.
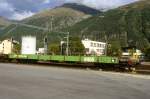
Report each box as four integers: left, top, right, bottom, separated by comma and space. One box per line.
105, 34, 108, 56
44, 23, 49, 55
44, 36, 48, 55
60, 41, 65, 55
10, 37, 13, 54
125, 31, 128, 47
66, 32, 69, 56
2, 43, 4, 54
44, 16, 53, 55
59, 31, 70, 55
50, 16, 53, 32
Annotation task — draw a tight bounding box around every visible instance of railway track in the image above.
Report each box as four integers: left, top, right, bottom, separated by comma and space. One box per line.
2, 61, 150, 75
135, 63, 150, 75
1, 55, 150, 75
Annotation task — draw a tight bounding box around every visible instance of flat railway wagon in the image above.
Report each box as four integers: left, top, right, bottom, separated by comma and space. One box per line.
8, 54, 119, 67
0, 54, 139, 70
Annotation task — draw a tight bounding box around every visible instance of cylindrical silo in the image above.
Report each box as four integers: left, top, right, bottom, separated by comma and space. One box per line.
21, 36, 36, 54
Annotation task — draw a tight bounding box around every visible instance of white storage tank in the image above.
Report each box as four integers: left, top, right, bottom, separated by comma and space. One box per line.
21, 36, 36, 54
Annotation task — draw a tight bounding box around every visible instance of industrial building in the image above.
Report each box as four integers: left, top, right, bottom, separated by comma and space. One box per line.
82, 39, 106, 56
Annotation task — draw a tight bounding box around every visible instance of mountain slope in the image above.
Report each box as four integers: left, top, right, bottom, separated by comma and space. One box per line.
0, 16, 11, 28
1, 0, 150, 50
62, 3, 100, 15
0, 3, 101, 47
22, 3, 101, 30
64, 0, 150, 49
0, 16, 12, 35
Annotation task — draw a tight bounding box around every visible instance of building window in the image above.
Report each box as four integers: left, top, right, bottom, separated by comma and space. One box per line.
85, 48, 89, 52
101, 44, 103, 48
99, 44, 101, 47
103, 44, 105, 48
94, 43, 96, 47
91, 43, 93, 47
97, 43, 100, 47
97, 49, 100, 52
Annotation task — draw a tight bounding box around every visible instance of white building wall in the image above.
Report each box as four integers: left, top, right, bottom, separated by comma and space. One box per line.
37, 48, 45, 54
82, 39, 106, 56
21, 36, 36, 54
0, 39, 13, 54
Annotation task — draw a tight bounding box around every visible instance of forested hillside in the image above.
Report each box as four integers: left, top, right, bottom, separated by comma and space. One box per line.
64, 0, 150, 49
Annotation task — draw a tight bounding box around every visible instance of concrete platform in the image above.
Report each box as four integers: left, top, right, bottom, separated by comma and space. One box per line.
0, 63, 150, 99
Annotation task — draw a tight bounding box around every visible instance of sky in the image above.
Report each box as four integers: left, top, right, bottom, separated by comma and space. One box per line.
0, 0, 138, 20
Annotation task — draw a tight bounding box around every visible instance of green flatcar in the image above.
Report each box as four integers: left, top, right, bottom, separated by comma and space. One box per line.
9, 54, 119, 64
